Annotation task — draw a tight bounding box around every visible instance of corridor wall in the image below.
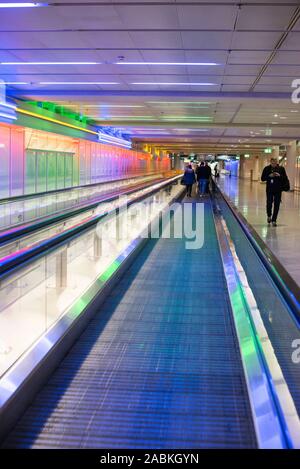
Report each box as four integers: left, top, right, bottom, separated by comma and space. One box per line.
0, 123, 169, 199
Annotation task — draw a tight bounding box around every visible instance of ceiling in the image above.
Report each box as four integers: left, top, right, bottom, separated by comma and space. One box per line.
1, 0, 300, 154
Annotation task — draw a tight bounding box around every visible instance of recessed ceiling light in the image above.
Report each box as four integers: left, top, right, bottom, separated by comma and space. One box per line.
274, 114, 278, 117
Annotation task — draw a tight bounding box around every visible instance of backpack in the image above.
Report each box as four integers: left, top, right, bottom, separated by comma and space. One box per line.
281, 170, 290, 192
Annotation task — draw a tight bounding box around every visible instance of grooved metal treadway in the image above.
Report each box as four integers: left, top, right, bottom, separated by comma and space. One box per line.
3, 196, 257, 449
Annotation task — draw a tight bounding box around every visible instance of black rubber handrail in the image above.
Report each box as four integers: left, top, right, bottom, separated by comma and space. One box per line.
0, 176, 181, 280
213, 178, 300, 323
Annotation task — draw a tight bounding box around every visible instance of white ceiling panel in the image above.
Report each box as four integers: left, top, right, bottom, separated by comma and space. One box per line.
0, 6, 125, 29
181, 32, 233, 50
228, 51, 272, 64
271, 51, 300, 65
231, 32, 281, 50
236, 5, 295, 31
222, 76, 254, 85
184, 51, 228, 63
221, 84, 253, 92
177, 5, 237, 29
279, 32, 300, 50
115, 6, 180, 29
224, 64, 261, 75
129, 31, 182, 49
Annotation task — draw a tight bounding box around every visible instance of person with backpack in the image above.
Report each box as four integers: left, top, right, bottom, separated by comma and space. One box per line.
182, 164, 196, 198
261, 157, 290, 226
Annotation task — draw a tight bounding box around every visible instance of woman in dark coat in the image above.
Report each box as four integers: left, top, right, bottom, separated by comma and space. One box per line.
182, 164, 196, 197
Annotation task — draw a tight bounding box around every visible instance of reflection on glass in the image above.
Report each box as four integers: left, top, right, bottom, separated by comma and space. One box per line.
0, 181, 182, 378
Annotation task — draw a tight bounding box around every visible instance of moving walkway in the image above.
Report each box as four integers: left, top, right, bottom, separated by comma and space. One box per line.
0, 178, 300, 448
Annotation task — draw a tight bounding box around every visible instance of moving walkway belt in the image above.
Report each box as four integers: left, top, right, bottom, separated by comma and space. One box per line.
3, 199, 257, 448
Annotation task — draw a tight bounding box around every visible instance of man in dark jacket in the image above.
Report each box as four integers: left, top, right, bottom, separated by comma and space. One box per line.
261, 158, 287, 226
204, 162, 212, 193
196, 162, 210, 197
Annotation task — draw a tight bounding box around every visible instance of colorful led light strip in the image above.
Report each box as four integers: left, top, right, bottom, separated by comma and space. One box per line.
16, 107, 98, 135
16, 108, 133, 149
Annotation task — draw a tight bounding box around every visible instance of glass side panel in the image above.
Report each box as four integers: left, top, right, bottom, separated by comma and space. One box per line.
25, 150, 36, 195
57, 152, 65, 190
0, 181, 182, 378
47, 152, 57, 192
64, 154, 73, 188
36, 151, 47, 193
218, 195, 300, 419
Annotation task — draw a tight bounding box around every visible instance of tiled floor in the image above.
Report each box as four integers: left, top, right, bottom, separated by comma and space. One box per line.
217, 175, 300, 287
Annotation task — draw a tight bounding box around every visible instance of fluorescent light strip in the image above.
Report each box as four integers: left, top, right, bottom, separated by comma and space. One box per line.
161, 116, 213, 120
1, 82, 28, 85
0, 112, 17, 120
0, 2, 46, 7
1, 62, 100, 65
154, 104, 210, 108
85, 105, 144, 108
132, 82, 217, 86
98, 133, 131, 148
117, 62, 219, 66
147, 101, 212, 104
96, 115, 152, 118
0, 101, 16, 109
40, 82, 119, 85
100, 139, 131, 149
97, 117, 156, 121
173, 128, 209, 131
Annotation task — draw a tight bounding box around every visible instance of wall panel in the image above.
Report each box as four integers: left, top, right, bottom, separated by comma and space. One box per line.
0, 122, 170, 200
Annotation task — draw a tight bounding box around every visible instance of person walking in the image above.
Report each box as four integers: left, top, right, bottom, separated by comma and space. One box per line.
204, 162, 212, 194
196, 161, 209, 197
261, 157, 289, 226
182, 164, 196, 198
